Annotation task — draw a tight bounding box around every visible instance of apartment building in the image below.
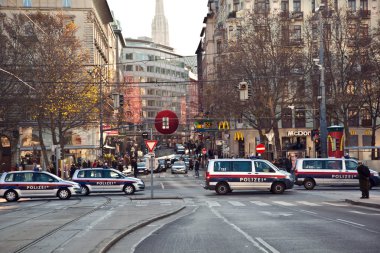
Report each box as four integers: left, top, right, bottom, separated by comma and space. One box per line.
200, 0, 380, 159
0, 0, 117, 169
120, 37, 197, 145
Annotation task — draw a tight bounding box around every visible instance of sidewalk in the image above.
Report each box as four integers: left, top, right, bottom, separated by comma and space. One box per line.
345, 195, 380, 209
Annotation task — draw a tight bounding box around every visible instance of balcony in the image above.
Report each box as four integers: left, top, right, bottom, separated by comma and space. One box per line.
279, 11, 290, 20
358, 10, 371, 19
227, 11, 237, 19
290, 11, 303, 21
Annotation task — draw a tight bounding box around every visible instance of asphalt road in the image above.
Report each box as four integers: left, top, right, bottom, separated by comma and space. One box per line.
1, 169, 379, 253
112, 171, 380, 253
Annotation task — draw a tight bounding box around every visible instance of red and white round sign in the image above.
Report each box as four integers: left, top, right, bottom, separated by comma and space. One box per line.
256, 143, 266, 154
155, 110, 179, 135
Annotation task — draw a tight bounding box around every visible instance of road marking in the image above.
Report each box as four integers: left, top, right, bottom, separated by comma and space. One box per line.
160, 201, 172, 206
256, 237, 280, 253
349, 211, 367, 215
260, 211, 293, 217
210, 207, 273, 253
273, 201, 296, 206
299, 210, 318, 215
160, 182, 165, 189
297, 201, 321, 206
228, 201, 245, 207
322, 202, 348, 207
207, 201, 221, 207
250, 201, 271, 206
337, 219, 365, 227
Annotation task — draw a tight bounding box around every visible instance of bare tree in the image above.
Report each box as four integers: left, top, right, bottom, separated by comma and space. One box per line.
210, 12, 306, 158
1, 12, 100, 167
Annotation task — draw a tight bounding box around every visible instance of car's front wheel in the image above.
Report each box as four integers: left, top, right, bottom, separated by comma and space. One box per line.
57, 188, 71, 200
271, 182, 285, 194
4, 190, 19, 202
124, 184, 135, 195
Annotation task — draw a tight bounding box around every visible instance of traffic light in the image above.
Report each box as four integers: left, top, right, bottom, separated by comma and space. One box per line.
314, 137, 321, 152
119, 94, 124, 107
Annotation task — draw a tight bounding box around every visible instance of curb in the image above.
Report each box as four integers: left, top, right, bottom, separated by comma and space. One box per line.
345, 199, 380, 209
99, 205, 186, 253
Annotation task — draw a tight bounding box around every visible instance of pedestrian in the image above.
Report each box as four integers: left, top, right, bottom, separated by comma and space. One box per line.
194, 158, 200, 178
33, 163, 39, 172
284, 154, 292, 173
357, 161, 371, 199
131, 158, 138, 178
189, 158, 194, 171
70, 164, 76, 178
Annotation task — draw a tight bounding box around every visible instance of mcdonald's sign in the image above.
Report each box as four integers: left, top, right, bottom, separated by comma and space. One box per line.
218, 121, 230, 130
234, 131, 244, 141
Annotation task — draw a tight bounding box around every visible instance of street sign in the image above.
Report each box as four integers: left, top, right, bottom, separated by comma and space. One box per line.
155, 110, 179, 135
202, 148, 207, 155
142, 132, 149, 139
145, 140, 158, 153
256, 143, 266, 154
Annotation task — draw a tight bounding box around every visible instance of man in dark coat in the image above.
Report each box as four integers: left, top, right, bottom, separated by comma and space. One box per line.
357, 161, 371, 199
131, 158, 138, 178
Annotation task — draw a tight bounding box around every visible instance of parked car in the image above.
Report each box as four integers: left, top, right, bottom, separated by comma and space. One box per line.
157, 159, 167, 172
137, 162, 148, 174
72, 168, 144, 195
0, 171, 81, 202
171, 161, 187, 174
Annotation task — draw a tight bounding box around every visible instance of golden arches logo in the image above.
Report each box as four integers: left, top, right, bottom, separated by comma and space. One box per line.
234, 131, 244, 141
218, 121, 230, 130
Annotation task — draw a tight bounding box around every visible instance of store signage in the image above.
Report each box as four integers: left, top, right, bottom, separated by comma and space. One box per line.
287, 130, 311, 137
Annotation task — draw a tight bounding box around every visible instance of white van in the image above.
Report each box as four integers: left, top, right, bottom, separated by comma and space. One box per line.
294, 158, 380, 190
204, 159, 294, 195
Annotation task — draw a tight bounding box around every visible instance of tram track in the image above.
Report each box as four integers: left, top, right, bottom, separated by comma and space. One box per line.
0, 198, 83, 231
10, 196, 112, 253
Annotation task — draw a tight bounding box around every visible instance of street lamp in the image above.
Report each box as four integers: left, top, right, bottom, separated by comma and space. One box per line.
316, 4, 328, 158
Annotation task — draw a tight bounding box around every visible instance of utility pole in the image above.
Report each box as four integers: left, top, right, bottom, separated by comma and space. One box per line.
318, 5, 328, 158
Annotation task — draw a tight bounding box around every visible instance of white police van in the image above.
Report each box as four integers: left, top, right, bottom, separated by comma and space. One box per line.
0, 171, 81, 202
204, 159, 294, 195
294, 158, 380, 190
72, 168, 145, 195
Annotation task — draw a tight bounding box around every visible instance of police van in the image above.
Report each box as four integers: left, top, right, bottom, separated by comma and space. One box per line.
204, 159, 294, 195
72, 168, 145, 195
294, 158, 380, 190
0, 171, 81, 202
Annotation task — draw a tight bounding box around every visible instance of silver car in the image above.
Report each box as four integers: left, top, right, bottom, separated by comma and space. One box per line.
171, 161, 187, 174
72, 168, 145, 195
0, 171, 81, 202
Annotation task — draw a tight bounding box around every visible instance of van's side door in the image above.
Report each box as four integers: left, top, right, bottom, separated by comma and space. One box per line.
252, 160, 276, 189
344, 160, 359, 186
230, 161, 253, 190
326, 160, 344, 185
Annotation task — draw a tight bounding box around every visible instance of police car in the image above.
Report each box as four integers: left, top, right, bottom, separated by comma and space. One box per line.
72, 168, 145, 195
0, 171, 81, 202
204, 159, 294, 195
294, 158, 380, 190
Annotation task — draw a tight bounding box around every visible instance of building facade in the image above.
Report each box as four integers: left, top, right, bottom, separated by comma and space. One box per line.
120, 37, 196, 145
199, 0, 380, 160
0, 0, 118, 170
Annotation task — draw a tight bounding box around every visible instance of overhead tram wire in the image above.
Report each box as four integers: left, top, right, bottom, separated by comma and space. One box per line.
1, 75, 299, 87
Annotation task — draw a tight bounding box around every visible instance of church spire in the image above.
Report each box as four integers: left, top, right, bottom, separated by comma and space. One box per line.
152, 0, 169, 46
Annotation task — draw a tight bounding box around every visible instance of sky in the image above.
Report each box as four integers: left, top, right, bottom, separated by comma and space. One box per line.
107, 0, 209, 56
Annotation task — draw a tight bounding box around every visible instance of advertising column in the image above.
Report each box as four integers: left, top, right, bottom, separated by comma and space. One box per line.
327, 125, 344, 158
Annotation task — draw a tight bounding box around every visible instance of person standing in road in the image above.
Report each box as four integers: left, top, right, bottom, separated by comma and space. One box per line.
357, 161, 371, 199
194, 158, 200, 178
131, 158, 138, 178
